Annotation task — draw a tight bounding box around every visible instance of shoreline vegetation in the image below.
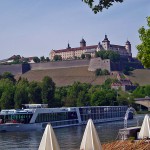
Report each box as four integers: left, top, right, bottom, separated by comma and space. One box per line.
1, 71, 150, 111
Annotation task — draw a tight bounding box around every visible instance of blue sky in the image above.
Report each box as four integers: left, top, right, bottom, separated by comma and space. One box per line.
0, 0, 149, 60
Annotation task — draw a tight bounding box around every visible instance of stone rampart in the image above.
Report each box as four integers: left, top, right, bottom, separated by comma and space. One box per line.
30, 59, 90, 70
88, 57, 111, 72
0, 64, 22, 75
0, 58, 144, 76
110, 61, 144, 71
0, 63, 30, 75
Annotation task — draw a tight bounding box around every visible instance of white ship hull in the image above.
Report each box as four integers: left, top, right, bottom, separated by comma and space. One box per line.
0, 117, 124, 132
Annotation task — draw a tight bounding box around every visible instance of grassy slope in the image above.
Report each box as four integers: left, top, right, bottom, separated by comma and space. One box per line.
17, 66, 116, 87
127, 69, 150, 85
16, 67, 150, 87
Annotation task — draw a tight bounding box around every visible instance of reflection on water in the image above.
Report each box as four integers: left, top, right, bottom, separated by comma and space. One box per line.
0, 114, 145, 150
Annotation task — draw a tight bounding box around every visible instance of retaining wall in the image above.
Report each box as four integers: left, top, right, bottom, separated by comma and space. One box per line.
88, 57, 111, 72
30, 59, 90, 70
0, 64, 30, 75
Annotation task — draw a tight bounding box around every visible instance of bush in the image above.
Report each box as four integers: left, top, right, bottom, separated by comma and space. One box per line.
95, 69, 109, 76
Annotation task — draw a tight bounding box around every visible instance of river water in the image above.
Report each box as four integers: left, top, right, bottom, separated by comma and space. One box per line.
0, 114, 145, 150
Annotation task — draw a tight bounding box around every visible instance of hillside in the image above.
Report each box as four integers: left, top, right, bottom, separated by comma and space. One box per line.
16, 66, 116, 87
127, 69, 150, 85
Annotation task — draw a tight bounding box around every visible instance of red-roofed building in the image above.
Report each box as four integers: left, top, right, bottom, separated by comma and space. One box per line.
49, 35, 132, 60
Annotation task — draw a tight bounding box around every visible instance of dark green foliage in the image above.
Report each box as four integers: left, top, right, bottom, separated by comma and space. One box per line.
81, 54, 85, 59
28, 81, 42, 104
95, 50, 120, 62
123, 66, 134, 75
91, 89, 116, 106
86, 54, 91, 59
53, 55, 62, 61
95, 68, 109, 76
95, 69, 103, 76
33, 57, 40, 63
2, 72, 16, 83
82, 0, 124, 14
103, 69, 110, 75
117, 91, 134, 106
46, 57, 50, 62
132, 85, 150, 98
14, 78, 29, 108
41, 76, 55, 107
137, 17, 150, 68
40, 56, 45, 62
1, 71, 148, 110
0, 88, 14, 109
0, 79, 15, 109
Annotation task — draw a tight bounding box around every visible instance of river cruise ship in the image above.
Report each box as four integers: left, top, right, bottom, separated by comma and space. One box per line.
0, 104, 132, 132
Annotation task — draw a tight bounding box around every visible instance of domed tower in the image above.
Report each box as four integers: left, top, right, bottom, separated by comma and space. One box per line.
80, 38, 86, 47
102, 35, 110, 50
125, 40, 132, 57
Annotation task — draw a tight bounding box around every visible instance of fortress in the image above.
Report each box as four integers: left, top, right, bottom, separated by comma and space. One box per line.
0, 35, 144, 86
50, 35, 132, 60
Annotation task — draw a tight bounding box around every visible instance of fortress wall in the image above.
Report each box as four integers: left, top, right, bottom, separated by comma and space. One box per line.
125, 62, 144, 69
0, 64, 22, 75
0, 64, 30, 75
30, 59, 90, 70
88, 57, 111, 72
110, 61, 144, 71
110, 62, 122, 71
22, 64, 31, 73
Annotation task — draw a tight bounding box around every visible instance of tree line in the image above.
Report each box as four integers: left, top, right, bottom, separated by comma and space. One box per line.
0, 72, 140, 110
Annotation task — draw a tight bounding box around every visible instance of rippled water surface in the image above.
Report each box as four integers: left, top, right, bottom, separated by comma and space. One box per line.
0, 115, 144, 150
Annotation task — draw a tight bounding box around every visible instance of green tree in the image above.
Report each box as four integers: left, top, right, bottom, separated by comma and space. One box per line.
55, 87, 68, 106
103, 69, 110, 75
95, 68, 102, 76
40, 56, 45, 62
53, 55, 62, 61
137, 17, 150, 68
76, 83, 91, 106
33, 57, 40, 63
0, 79, 15, 109
46, 57, 50, 62
0, 88, 15, 109
2, 72, 16, 83
117, 91, 134, 106
28, 81, 42, 104
95, 50, 120, 62
81, 54, 85, 59
41, 76, 55, 107
14, 78, 29, 108
91, 90, 106, 106
82, 0, 124, 14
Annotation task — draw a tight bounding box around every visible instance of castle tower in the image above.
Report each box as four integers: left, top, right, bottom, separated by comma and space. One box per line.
96, 42, 101, 51
125, 40, 132, 56
67, 43, 71, 49
102, 35, 110, 50
80, 38, 86, 47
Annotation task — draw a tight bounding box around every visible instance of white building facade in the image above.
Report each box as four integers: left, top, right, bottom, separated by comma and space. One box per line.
49, 35, 132, 60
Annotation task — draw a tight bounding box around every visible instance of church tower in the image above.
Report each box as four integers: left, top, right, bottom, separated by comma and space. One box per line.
80, 38, 86, 47
125, 40, 132, 56
102, 35, 110, 50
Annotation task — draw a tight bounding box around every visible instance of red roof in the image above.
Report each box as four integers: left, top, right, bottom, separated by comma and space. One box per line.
53, 45, 97, 53
110, 44, 125, 49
